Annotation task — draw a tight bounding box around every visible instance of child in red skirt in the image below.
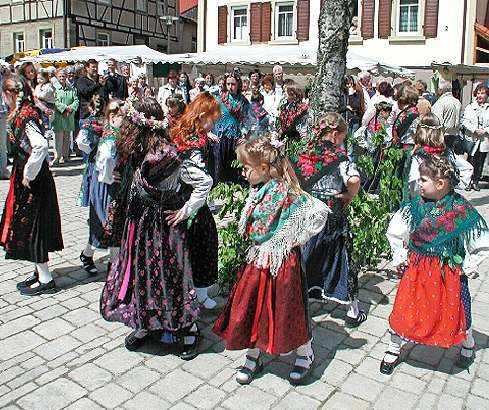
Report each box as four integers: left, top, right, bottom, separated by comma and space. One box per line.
212, 136, 329, 384
382, 156, 489, 374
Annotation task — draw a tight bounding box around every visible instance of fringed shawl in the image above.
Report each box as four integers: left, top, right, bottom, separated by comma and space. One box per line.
401, 192, 488, 266
239, 179, 329, 276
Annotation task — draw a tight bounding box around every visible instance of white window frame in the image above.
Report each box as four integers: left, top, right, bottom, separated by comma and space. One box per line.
40, 29, 53, 49
231, 6, 248, 42
97, 32, 110, 46
274, 1, 295, 40
136, 0, 147, 12
396, 0, 421, 36
13, 32, 25, 53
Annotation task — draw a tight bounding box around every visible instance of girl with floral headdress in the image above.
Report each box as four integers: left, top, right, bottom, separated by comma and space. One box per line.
212, 136, 329, 385
170, 91, 221, 310
100, 97, 206, 360
405, 112, 473, 200
77, 94, 107, 275
0, 75, 63, 295
382, 156, 489, 375
292, 113, 365, 328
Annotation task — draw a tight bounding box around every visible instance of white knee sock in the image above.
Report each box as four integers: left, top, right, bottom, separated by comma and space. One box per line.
83, 244, 95, 257
347, 299, 360, 318
184, 323, 198, 344
195, 287, 217, 309
108, 247, 119, 263
384, 333, 404, 363
242, 348, 261, 371
461, 327, 475, 357
134, 329, 148, 339
35, 262, 53, 284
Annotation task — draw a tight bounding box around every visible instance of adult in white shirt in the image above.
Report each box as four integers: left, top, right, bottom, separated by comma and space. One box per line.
157, 71, 184, 114
358, 71, 373, 112
272, 65, 284, 97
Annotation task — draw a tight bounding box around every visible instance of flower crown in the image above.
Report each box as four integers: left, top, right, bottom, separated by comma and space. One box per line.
124, 98, 165, 130
313, 118, 339, 136
374, 102, 393, 111
418, 123, 444, 130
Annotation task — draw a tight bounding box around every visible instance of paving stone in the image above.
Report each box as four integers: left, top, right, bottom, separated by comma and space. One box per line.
0, 315, 41, 339
184, 384, 227, 409
372, 386, 418, 410
16, 378, 86, 410
123, 391, 171, 410
221, 386, 277, 410
33, 304, 70, 321
62, 307, 101, 327
275, 391, 321, 410
7, 365, 49, 389
149, 369, 204, 403
70, 323, 109, 343
65, 398, 105, 410
0, 305, 34, 322
181, 351, 232, 379
93, 348, 143, 375
470, 377, 489, 399
68, 363, 113, 391
0, 365, 24, 385
89, 383, 133, 409
389, 371, 428, 394
0, 331, 46, 361
340, 372, 384, 402
0, 381, 37, 408
116, 365, 160, 393
33, 335, 82, 361
436, 394, 465, 410
319, 391, 369, 410
32, 317, 76, 340
36, 366, 69, 386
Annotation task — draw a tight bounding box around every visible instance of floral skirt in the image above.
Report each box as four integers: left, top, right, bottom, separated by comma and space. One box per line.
389, 253, 467, 348
212, 248, 311, 354
100, 199, 199, 333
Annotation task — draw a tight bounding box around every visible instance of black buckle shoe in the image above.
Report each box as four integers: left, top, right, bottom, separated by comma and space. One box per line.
289, 353, 315, 385
80, 252, 98, 275
125, 330, 148, 351
16, 273, 39, 290
180, 325, 200, 360
19, 280, 57, 296
455, 346, 475, 369
345, 310, 368, 328
236, 355, 264, 385
380, 351, 400, 375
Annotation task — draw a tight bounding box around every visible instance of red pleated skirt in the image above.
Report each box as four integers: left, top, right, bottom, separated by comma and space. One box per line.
212, 248, 311, 354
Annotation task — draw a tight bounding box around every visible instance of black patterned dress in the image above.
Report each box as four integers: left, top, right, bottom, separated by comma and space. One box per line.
100, 143, 200, 334
0, 104, 63, 263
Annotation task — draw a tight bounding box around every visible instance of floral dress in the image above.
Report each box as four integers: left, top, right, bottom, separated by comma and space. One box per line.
386, 193, 489, 347
212, 179, 328, 354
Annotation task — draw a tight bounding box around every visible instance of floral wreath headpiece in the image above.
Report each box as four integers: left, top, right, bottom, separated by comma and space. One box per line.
418, 123, 444, 130
314, 118, 339, 136
124, 98, 165, 130
374, 102, 393, 112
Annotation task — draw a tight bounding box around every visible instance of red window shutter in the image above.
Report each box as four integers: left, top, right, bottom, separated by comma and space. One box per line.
250, 3, 262, 43
424, 0, 439, 38
218, 6, 228, 44
361, 0, 375, 40
378, 0, 392, 39
297, 0, 310, 41
261, 2, 271, 42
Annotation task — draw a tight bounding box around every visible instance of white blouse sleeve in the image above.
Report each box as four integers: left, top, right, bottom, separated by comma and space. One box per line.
76, 128, 92, 154
386, 210, 410, 267
96, 141, 115, 185
296, 197, 330, 246
24, 121, 48, 181
179, 150, 213, 218
463, 230, 489, 276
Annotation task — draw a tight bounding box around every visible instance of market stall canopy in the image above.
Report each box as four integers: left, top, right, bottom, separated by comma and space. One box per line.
431, 61, 489, 79
21, 45, 175, 64
170, 44, 415, 78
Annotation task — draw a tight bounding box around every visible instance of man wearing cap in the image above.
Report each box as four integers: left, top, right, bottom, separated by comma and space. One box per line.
104, 58, 128, 100
189, 78, 206, 101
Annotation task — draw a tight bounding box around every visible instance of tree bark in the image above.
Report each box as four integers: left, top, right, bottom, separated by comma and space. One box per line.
308, 1, 351, 130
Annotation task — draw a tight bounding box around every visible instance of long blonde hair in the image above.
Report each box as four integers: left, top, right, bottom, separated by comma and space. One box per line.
236, 135, 305, 194
414, 112, 445, 148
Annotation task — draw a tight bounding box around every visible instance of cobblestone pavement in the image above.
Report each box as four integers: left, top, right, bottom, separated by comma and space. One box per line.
1, 157, 489, 410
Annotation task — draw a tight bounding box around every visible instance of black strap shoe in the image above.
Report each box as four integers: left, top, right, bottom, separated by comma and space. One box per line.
80, 252, 98, 275
16, 272, 39, 290
455, 346, 475, 369
289, 353, 315, 385
19, 280, 57, 296
380, 351, 400, 375
180, 325, 200, 360
236, 355, 264, 385
125, 330, 148, 351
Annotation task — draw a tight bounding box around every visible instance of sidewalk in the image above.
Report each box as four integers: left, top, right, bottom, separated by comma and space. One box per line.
1, 158, 489, 410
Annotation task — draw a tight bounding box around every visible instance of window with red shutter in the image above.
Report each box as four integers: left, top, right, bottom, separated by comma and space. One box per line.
378, 0, 392, 39
218, 5, 228, 44
361, 0, 375, 39
250, 3, 262, 43
297, 0, 310, 41
261, 2, 272, 42
424, 0, 439, 38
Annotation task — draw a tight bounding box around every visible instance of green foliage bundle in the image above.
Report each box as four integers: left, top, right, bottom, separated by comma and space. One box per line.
209, 182, 250, 293
347, 129, 405, 269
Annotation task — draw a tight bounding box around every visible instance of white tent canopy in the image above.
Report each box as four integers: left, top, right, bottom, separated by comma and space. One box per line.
170, 44, 415, 78
22, 45, 175, 65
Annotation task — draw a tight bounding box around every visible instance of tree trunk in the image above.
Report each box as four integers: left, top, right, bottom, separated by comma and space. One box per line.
308, 1, 351, 130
